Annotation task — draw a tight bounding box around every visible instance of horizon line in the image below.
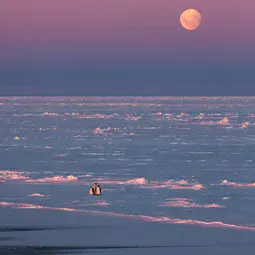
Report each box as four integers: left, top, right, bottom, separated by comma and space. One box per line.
1, 96, 255, 98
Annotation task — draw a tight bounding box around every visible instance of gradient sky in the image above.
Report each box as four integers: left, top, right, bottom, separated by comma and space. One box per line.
0, 0, 254, 96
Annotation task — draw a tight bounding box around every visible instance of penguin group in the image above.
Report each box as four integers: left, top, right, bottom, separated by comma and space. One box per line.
90, 183, 102, 196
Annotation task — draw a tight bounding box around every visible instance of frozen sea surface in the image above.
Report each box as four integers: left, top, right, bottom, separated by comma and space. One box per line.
1, 96, 255, 254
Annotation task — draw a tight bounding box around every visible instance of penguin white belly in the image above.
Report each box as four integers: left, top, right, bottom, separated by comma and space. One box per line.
95, 187, 101, 195
89, 188, 94, 195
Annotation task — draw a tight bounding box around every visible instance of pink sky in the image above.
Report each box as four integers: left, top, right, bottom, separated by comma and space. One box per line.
0, 0, 254, 68
0, 0, 255, 96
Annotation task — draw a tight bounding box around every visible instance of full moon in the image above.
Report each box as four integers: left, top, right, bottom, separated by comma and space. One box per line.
180, 9, 201, 31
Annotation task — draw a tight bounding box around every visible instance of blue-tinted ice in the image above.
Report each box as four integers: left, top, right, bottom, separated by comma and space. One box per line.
1, 96, 255, 254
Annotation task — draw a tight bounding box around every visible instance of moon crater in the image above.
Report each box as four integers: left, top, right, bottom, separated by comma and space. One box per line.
180, 9, 201, 31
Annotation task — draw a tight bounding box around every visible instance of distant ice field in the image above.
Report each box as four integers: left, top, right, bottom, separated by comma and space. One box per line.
1, 96, 255, 254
